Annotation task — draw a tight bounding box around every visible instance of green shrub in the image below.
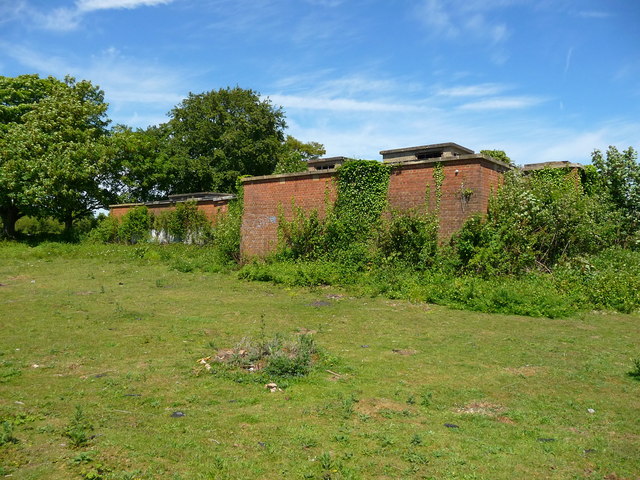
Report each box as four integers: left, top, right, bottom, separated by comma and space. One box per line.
376, 210, 438, 268
87, 215, 120, 243
157, 201, 211, 243
277, 206, 328, 260
212, 199, 242, 263
118, 206, 152, 244
453, 169, 620, 275
627, 358, 640, 380
15, 216, 64, 235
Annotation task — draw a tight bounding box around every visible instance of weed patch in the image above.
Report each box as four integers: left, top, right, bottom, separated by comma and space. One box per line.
198, 332, 321, 383
64, 406, 94, 448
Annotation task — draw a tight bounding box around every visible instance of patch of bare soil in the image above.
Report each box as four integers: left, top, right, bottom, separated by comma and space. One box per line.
496, 416, 516, 425
392, 349, 418, 356
355, 398, 411, 417
295, 327, 317, 335
455, 401, 506, 417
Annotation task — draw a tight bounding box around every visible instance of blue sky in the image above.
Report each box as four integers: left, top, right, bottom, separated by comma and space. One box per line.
1, 0, 638, 165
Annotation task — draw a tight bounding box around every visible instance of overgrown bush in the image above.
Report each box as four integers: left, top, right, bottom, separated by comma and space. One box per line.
375, 210, 438, 268
15, 216, 64, 235
210, 199, 242, 263
277, 206, 328, 260
276, 160, 393, 267
154, 200, 211, 244
118, 206, 152, 244
453, 169, 620, 275
88, 215, 120, 243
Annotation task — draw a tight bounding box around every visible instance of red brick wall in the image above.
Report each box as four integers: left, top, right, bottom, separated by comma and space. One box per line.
240, 156, 508, 258
388, 157, 506, 238
240, 172, 337, 257
109, 200, 230, 224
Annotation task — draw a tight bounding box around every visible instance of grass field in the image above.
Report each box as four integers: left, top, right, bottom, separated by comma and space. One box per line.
1, 242, 639, 479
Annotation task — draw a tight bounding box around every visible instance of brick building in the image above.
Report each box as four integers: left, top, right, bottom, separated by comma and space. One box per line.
109, 192, 235, 223
240, 143, 511, 257
108, 142, 513, 257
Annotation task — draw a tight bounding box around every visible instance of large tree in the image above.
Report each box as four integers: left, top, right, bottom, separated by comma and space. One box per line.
108, 125, 172, 203
0, 75, 114, 235
0, 74, 61, 236
159, 86, 287, 193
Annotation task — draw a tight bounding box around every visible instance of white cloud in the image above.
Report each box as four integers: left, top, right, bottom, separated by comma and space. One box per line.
268, 94, 425, 113
564, 47, 573, 75
416, 0, 510, 42
0, 0, 28, 25
267, 72, 620, 166
418, 0, 457, 37
38, 7, 81, 31
437, 83, 507, 97
12, 0, 174, 31
459, 96, 547, 110
76, 0, 174, 12
2, 43, 186, 128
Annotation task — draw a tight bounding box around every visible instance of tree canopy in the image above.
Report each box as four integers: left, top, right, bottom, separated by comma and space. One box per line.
273, 135, 326, 174
0, 75, 113, 235
480, 149, 512, 165
158, 87, 287, 193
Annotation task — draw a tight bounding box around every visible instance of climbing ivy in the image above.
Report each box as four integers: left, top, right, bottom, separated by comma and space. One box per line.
277, 160, 392, 262
335, 160, 391, 240
432, 162, 444, 213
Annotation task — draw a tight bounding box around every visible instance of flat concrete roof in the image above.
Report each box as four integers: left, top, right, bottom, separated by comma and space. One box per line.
307, 156, 348, 165
380, 142, 474, 156
110, 193, 235, 209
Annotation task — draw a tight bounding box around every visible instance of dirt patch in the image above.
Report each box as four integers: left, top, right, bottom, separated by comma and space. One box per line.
6, 275, 28, 281
496, 416, 516, 425
295, 327, 317, 335
355, 398, 412, 417
326, 294, 344, 300
455, 401, 506, 417
392, 349, 417, 356
75, 291, 94, 296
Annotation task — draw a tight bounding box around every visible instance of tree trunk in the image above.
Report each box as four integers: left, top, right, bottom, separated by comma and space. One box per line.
64, 215, 74, 235
0, 205, 21, 238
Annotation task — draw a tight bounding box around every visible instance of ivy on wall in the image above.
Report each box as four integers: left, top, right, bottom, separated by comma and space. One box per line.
277, 159, 392, 261
432, 162, 444, 214
335, 160, 391, 240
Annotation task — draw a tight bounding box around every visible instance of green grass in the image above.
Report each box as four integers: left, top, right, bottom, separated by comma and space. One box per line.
1, 242, 639, 479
